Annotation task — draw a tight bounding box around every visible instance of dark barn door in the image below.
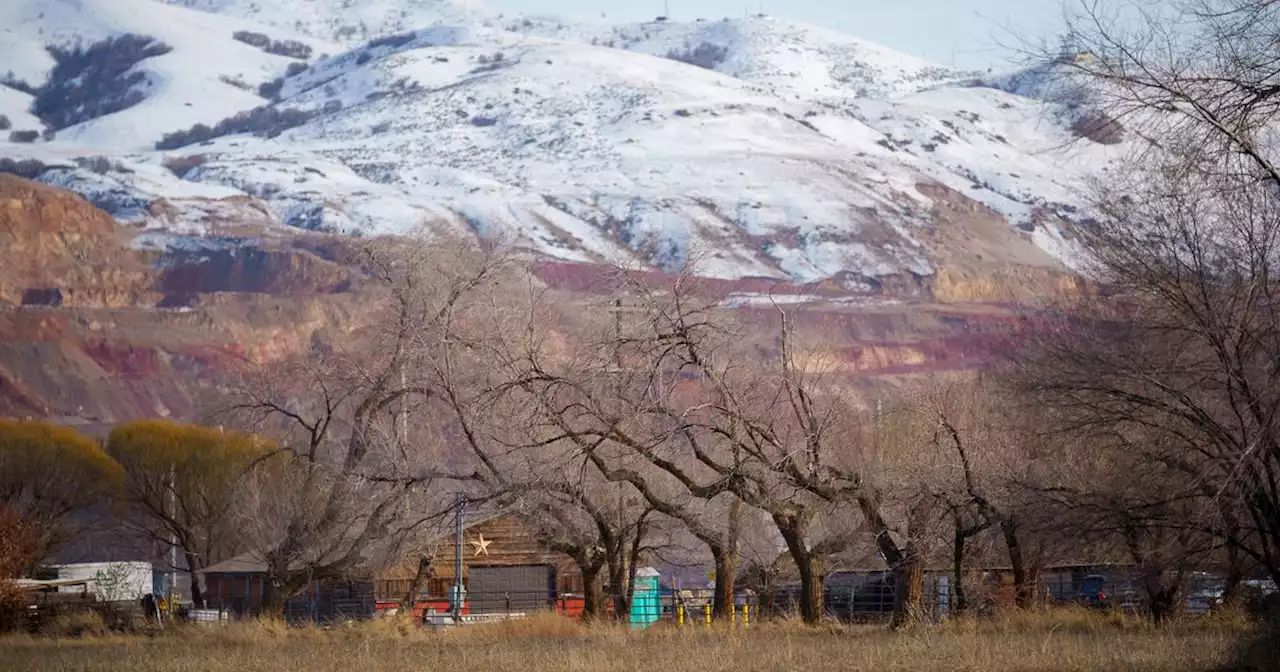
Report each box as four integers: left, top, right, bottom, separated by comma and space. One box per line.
469, 564, 555, 614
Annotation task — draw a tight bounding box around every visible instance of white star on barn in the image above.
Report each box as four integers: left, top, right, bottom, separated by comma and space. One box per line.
470, 533, 492, 556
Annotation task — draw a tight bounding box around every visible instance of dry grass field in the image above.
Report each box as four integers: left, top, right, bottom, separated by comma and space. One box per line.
0, 609, 1270, 672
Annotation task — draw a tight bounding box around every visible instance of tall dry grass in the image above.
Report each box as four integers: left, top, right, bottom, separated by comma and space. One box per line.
0, 610, 1260, 672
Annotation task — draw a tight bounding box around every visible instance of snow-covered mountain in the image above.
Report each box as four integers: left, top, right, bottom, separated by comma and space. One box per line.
0, 0, 1121, 292
163, 0, 493, 45
512, 17, 974, 101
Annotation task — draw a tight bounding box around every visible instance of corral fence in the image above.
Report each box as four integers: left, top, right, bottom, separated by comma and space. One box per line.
18, 599, 153, 634
198, 569, 1271, 627
410, 588, 757, 627
765, 568, 1246, 622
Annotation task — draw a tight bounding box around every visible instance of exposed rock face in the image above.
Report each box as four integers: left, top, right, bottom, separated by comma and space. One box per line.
0, 176, 373, 426
0, 295, 371, 425
0, 177, 1063, 428
157, 246, 358, 308
0, 174, 155, 308
915, 182, 1084, 304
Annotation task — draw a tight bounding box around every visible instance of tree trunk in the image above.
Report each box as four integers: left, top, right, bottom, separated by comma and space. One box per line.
184, 550, 206, 609
952, 524, 968, 616
858, 495, 922, 627
712, 498, 742, 621
1220, 544, 1245, 608
623, 551, 640, 624
777, 518, 823, 624
1001, 517, 1033, 609
261, 564, 309, 619
1139, 564, 1183, 625
621, 513, 648, 623
607, 548, 631, 621
755, 565, 777, 618
1147, 584, 1180, 625
261, 575, 286, 618
890, 543, 926, 629
580, 563, 604, 621
710, 546, 738, 620
795, 552, 824, 624
402, 555, 432, 608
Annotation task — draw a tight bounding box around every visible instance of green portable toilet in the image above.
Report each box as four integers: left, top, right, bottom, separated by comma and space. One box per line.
629, 567, 661, 629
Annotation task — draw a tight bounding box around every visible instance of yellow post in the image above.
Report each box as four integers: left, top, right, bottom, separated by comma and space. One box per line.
743, 604, 750, 627
704, 603, 711, 628
731, 605, 737, 627
677, 604, 684, 626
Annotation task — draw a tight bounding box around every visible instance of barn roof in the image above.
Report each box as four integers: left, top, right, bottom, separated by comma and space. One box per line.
201, 509, 510, 576
201, 553, 274, 575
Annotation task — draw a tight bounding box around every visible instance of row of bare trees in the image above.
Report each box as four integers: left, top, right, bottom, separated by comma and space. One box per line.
196, 234, 1133, 625
212, 0, 1280, 626
1015, 0, 1280, 621
8, 0, 1280, 629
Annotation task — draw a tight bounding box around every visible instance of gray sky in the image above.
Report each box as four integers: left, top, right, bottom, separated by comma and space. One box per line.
494, 0, 1068, 69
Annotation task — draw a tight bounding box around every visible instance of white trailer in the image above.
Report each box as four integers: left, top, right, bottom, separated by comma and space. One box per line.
49, 562, 154, 602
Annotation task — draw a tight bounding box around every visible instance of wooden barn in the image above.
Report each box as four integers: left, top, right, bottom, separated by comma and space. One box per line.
202, 512, 584, 621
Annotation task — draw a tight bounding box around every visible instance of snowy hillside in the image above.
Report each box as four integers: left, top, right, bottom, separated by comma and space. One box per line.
163, 0, 498, 45
0, 87, 40, 135
0, 0, 1125, 288
266, 30, 950, 279
0, 0, 335, 149
155, 0, 976, 102
511, 17, 976, 102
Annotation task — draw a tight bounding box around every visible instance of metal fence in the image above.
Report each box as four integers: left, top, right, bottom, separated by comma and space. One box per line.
761, 569, 1237, 622
411, 588, 757, 626
768, 572, 943, 622
205, 570, 1261, 626
1029, 570, 1231, 616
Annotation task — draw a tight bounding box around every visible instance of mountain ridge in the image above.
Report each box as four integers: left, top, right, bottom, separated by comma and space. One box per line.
1, 0, 1114, 293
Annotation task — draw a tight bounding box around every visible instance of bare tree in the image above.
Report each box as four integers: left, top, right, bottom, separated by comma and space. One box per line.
227, 235, 507, 613
1015, 155, 1280, 584
487, 287, 753, 620
525, 267, 930, 626
899, 376, 1048, 611
1009, 0, 1280, 593
106, 421, 272, 608
1061, 0, 1280, 186
389, 260, 665, 622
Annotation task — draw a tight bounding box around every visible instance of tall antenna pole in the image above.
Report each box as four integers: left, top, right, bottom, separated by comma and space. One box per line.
614, 297, 623, 370
399, 368, 408, 446
664, 0, 670, 17
611, 298, 626, 581
167, 464, 177, 625
452, 493, 465, 621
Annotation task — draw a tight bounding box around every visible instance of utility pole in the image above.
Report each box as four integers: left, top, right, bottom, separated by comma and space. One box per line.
873, 397, 883, 461
613, 296, 624, 561
399, 368, 408, 447
613, 297, 623, 370
608, 297, 629, 601
451, 493, 465, 621
167, 464, 177, 625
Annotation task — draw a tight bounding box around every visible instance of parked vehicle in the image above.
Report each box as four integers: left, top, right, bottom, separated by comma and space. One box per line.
1070, 574, 1140, 611
1242, 579, 1277, 596
1185, 573, 1224, 615
1185, 586, 1222, 615
1071, 574, 1110, 608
